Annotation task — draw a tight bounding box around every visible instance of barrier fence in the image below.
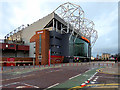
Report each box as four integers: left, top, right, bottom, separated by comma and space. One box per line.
0, 62, 116, 72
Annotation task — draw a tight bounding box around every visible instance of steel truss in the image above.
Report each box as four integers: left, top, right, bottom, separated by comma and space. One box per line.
54, 2, 98, 47
4, 25, 26, 39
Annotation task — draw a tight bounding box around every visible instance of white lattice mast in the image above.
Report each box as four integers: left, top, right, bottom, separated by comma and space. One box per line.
54, 2, 98, 47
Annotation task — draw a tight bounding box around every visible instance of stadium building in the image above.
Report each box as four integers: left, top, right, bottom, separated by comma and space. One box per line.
0, 2, 98, 66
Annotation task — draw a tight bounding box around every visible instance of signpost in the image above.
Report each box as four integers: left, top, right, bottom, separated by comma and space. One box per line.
48, 49, 51, 66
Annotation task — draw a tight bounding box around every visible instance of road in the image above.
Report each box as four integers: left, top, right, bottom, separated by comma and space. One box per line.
0, 62, 119, 89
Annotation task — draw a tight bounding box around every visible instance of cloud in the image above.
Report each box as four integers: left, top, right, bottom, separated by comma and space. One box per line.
92, 6, 118, 56
0, 0, 55, 38
0, 1, 118, 57
94, 7, 118, 38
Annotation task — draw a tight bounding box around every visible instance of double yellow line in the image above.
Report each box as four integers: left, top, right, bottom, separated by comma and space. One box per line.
68, 83, 120, 90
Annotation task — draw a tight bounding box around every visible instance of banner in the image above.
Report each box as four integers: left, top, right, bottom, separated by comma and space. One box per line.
6, 58, 15, 66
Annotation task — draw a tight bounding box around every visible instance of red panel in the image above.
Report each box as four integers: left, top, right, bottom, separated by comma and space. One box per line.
0, 43, 2, 49
6, 58, 15, 66
51, 55, 63, 64
1, 43, 29, 51
2, 43, 7, 49
1, 43, 16, 50
8, 44, 16, 50
51, 55, 62, 58
17, 45, 29, 51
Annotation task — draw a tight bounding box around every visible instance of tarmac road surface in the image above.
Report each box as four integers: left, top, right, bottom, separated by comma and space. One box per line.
0, 62, 119, 89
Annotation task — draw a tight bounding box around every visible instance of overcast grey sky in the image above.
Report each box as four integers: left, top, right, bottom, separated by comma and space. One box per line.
0, 0, 118, 57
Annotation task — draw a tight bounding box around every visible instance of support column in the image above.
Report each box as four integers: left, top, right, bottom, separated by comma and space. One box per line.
53, 19, 55, 31
61, 24, 63, 34
56, 20, 58, 32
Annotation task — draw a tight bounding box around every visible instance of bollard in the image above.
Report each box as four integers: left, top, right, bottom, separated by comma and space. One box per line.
69, 63, 71, 66
112, 63, 113, 67
29, 64, 30, 68
11, 65, 13, 70
107, 63, 108, 66
58, 64, 60, 66
23, 64, 25, 68
77, 63, 78, 66
18, 64, 20, 69
98, 63, 100, 67
66, 63, 67, 66
1, 66, 3, 71
39, 64, 40, 68
81, 83, 86, 87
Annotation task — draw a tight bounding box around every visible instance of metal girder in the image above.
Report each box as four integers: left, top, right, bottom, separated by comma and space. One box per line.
4, 24, 26, 40
53, 2, 98, 48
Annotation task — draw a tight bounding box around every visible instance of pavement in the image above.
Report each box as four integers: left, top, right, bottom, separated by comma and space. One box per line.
0, 61, 119, 90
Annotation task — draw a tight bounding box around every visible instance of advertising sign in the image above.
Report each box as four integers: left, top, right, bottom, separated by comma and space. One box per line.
6, 58, 15, 66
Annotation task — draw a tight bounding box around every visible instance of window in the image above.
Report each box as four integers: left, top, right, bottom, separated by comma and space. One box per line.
50, 36, 54, 38
51, 51, 61, 55
10, 45, 14, 47
51, 45, 61, 48
55, 36, 62, 40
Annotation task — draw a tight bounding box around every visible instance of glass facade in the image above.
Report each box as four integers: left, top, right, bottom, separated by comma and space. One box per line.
69, 36, 89, 57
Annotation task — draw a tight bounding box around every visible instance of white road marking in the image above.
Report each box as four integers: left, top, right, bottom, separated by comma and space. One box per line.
2, 74, 35, 81
95, 76, 99, 80
69, 74, 81, 80
23, 83, 39, 88
47, 83, 59, 89
1, 82, 39, 88
93, 79, 96, 82
55, 70, 62, 72
88, 72, 98, 81
85, 69, 90, 73
22, 74, 35, 77
91, 81, 95, 84
16, 86, 27, 88
3, 82, 20, 87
